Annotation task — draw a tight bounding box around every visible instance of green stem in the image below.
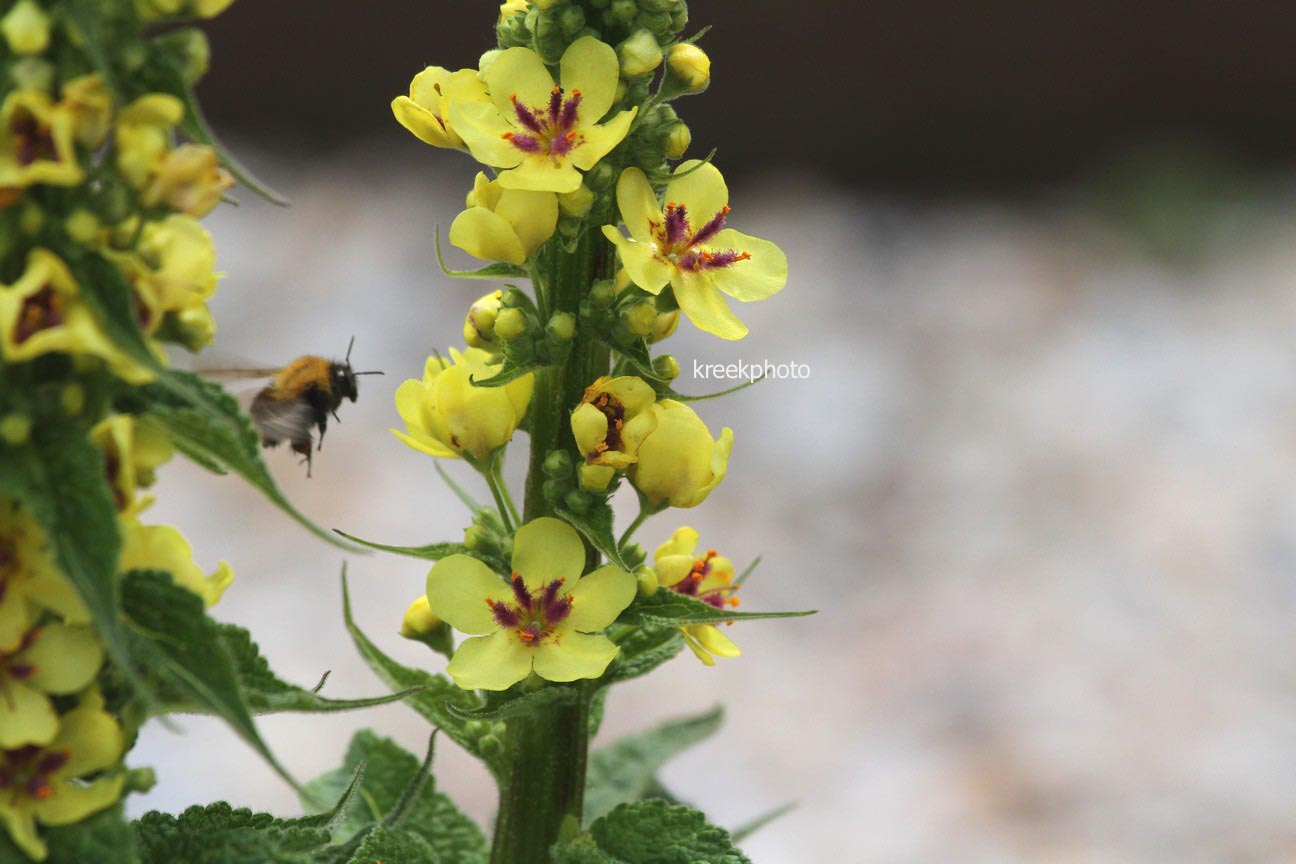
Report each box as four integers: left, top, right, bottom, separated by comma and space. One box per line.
617, 508, 649, 549
475, 453, 515, 532
498, 228, 612, 864
493, 457, 522, 527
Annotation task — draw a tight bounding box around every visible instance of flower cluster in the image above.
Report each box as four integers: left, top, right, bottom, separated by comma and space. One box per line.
0, 0, 242, 858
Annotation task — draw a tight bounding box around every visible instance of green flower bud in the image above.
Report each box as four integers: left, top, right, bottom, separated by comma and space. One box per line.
152, 28, 211, 87
464, 720, 489, 737
609, 0, 638, 25
60, 383, 86, 416
546, 311, 576, 342
662, 122, 691, 159
543, 449, 573, 477
171, 305, 216, 351
618, 29, 662, 77
124, 767, 158, 795
639, 10, 672, 33
0, 413, 32, 446
558, 5, 585, 37
591, 279, 617, 308
542, 477, 568, 503
669, 5, 688, 31
532, 0, 561, 8
479, 734, 505, 760
586, 161, 617, 191
18, 201, 43, 236
667, 43, 711, 92
652, 354, 680, 382
65, 209, 101, 245
495, 307, 529, 341
622, 541, 646, 569
464, 524, 486, 550
1, 0, 50, 56
623, 301, 658, 337
557, 184, 594, 218
635, 565, 658, 597
639, 0, 675, 12
564, 489, 591, 514
500, 287, 530, 308
10, 57, 53, 92
532, 10, 567, 63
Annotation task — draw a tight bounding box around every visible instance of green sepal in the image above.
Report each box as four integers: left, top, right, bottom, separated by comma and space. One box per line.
469, 358, 554, 388
435, 231, 530, 280
584, 707, 723, 825
555, 499, 630, 570
120, 569, 304, 797
620, 591, 816, 627
600, 626, 684, 687
444, 682, 579, 722
340, 571, 495, 773
176, 82, 288, 206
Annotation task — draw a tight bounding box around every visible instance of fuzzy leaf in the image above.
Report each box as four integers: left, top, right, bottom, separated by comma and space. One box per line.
445, 683, 578, 721
556, 499, 628, 570
341, 572, 493, 771
601, 626, 684, 687
469, 358, 553, 388
347, 825, 440, 864
0, 804, 140, 864
332, 531, 468, 561
621, 591, 815, 627
584, 708, 724, 824
588, 801, 751, 864
304, 731, 487, 863
133, 803, 332, 864
120, 570, 302, 795
553, 837, 626, 864
435, 231, 530, 280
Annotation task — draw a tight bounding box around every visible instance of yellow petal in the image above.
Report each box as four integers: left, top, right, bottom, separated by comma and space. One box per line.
706, 229, 788, 302
664, 160, 728, 221
485, 46, 556, 120
603, 230, 670, 294
560, 36, 619, 122
691, 623, 741, 659
494, 188, 558, 256
447, 630, 533, 691
511, 517, 585, 588
566, 565, 636, 631
450, 206, 527, 265
0, 679, 58, 749
392, 96, 457, 149
615, 167, 661, 246
671, 270, 748, 340
570, 109, 636, 171
532, 630, 619, 682
20, 623, 103, 694
426, 554, 511, 635
450, 100, 525, 170
33, 774, 124, 827
571, 402, 609, 458
654, 526, 699, 562
499, 155, 582, 193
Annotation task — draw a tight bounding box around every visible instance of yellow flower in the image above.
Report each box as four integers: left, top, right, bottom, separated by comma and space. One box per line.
0, 623, 104, 749
629, 400, 731, 508
90, 415, 174, 515
666, 43, 711, 92
0, 0, 50, 56
618, 30, 663, 77
108, 215, 220, 334
118, 518, 233, 607
498, 0, 529, 23
0, 499, 90, 653
59, 75, 113, 148
426, 517, 635, 690
603, 162, 787, 340
140, 143, 234, 217
0, 689, 125, 862
449, 172, 558, 265
570, 376, 658, 491
392, 67, 490, 150
0, 248, 154, 384
191, 0, 237, 17
0, 91, 82, 189
392, 348, 533, 461
653, 527, 741, 666
463, 289, 503, 350
114, 94, 185, 190
400, 595, 442, 639
451, 36, 637, 193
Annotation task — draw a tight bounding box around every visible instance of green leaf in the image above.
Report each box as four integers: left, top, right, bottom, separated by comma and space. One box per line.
332, 531, 468, 562
435, 230, 530, 280
601, 626, 684, 688
556, 499, 629, 570
469, 358, 554, 388
0, 804, 140, 864
729, 802, 797, 843
133, 803, 332, 864
175, 83, 288, 206
120, 570, 303, 796
304, 731, 488, 863
658, 375, 764, 403
621, 591, 815, 627
553, 837, 626, 864
62, 0, 125, 102
588, 801, 751, 864
584, 708, 724, 824
214, 622, 422, 714
347, 825, 439, 864
0, 420, 148, 704
445, 682, 578, 721
341, 571, 494, 771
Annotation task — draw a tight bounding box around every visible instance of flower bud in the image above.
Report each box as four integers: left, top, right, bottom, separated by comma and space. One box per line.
591, 279, 617, 308
559, 5, 586, 36
60, 383, 85, 416
608, 0, 638, 25
1, 1, 51, 56
558, 184, 595, 218
0, 413, 32, 446
651, 309, 680, 342
629, 400, 732, 508
400, 596, 454, 656
652, 354, 679, 382
479, 734, 505, 760
152, 28, 211, 87
564, 489, 591, 515
635, 565, 658, 597
546, 311, 576, 342
494, 307, 529, 341
662, 122, 691, 159
618, 30, 662, 77
65, 209, 101, 245
543, 449, 573, 477
579, 462, 614, 493
463, 289, 503, 350
464, 524, 486, 549
170, 304, 216, 351
10, 57, 53, 92
667, 43, 711, 92
623, 301, 658, 337
532, 0, 561, 8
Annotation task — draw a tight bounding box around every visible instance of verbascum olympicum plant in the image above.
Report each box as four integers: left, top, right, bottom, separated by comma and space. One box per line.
0, 1, 412, 861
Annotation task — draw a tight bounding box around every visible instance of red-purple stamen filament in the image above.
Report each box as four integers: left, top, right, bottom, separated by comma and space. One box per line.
486, 572, 573, 645
503, 87, 584, 161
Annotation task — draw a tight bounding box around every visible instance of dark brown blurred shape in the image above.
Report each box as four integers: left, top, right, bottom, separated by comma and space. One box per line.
197, 0, 1296, 193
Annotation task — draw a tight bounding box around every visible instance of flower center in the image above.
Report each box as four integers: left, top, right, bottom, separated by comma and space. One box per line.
14, 283, 64, 344
669, 549, 740, 609
0, 745, 68, 804
650, 203, 752, 272
486, 572, 573, 646
502, 87, 585, 162
583, 389, 625, 461
0, 627, 39, 711
10, 109, 58, 168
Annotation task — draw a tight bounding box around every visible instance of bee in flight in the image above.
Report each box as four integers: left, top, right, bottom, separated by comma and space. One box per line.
206, 338, 382, 476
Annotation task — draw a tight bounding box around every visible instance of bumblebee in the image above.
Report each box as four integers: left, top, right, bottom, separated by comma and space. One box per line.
217, 338, 382, 476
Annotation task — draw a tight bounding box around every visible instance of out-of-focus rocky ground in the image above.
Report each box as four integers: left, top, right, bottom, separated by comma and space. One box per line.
127, 147, 1296, 863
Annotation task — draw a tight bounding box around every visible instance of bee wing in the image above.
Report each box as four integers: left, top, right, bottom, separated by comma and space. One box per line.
249, 391, 315, 444
199, 366, 284, 380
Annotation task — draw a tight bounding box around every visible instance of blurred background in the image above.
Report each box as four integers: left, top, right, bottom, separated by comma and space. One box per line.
127, 2, 1296, 862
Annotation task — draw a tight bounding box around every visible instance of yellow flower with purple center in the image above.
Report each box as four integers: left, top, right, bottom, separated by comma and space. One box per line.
653, 527, 741, 666
392, 66, 490, 150
108, 214, 220, 334
118, 517, 233, 608
0, 499, 90, 653
570, 375, 658, 492
90, 415, 174, 515
0, 91, 82, 190
601, 162, 787, 340
0, 248, 155, 383
59, 75, 113, 149
449, 171, 558, 265
426, 517, 636, 690
450, 36, 637, 193
0, 623, 103, 749
392, 348, 533, 461
629, 400, 731, 509
0, 689, 125, 861
114, 94, 185, 190
141, 143, 234, 217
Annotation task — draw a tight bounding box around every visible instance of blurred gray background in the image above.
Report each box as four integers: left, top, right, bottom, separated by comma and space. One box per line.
126, 2, 1296, 862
